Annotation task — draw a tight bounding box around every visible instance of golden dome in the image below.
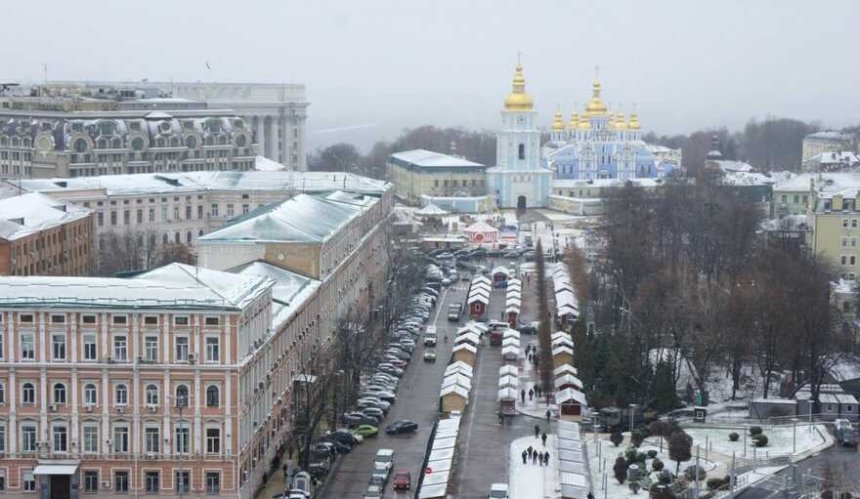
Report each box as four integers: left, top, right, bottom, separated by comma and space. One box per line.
584, 79, 607, 117
628, 111, 641, 130
504, 62, 534, 111
608, 112, 616, 128
578, 118, 591, 130
615, 112, 627, 130
568, 111, 579, 129
551, 107, 565, 131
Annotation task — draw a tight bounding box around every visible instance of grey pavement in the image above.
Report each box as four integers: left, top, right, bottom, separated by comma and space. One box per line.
318, 283, 467, 499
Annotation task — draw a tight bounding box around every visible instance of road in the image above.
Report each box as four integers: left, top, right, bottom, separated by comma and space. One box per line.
320, 282, 467, 499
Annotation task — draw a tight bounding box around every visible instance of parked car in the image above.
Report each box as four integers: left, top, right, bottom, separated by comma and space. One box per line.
363, 485, 383, 499
385, 420, 419, 435
317, 437, 351, 454
367, 472, 387, 489
393, 470, 412, 491
424, 350, 437, 362
360, 407, 385, 420
374, 449, 395, 473
353, 424, 379, 438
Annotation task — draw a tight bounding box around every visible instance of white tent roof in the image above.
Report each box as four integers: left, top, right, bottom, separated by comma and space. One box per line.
556, 387, 587, 405
440, 384, 470, 400
502, 337, 520, 348
464, 220, 498, 235
506, 296, 522, 306
445, 362, 474, 378
491, 266, 513, 277
458, 324, 484, 336
499, 375, 519, 389
464, 321, 488, 333
453, 343, 477, 355
415, 203, 449, 216
499, 365, 519, 377
467, 293, 489, 305
498, 386, 519, 401
508, 278, 522, 287
501, 345, 519, 356
455, 331, 481, 345
555, 373, 584, 389
503, 329, 521, 339
552, 331, 570, 341
554, 364, 579, 377
471, 275, 491, 285
442, 373, 473, 391
553, 345, 574, 356
552, 337, 574, 349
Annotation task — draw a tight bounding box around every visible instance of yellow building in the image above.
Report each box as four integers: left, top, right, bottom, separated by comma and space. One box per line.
387, 149, 487, 205
812, 188, 860, 279
802, 132, 854, 162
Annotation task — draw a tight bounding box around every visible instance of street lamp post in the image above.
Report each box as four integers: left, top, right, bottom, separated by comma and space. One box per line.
176, 394, 189, 499
629, 404, 636, 435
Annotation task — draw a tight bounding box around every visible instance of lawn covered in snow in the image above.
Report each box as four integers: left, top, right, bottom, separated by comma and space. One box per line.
683, 424, 826, 458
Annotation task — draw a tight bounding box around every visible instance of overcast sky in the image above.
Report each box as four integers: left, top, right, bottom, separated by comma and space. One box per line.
4, 0, 859, 151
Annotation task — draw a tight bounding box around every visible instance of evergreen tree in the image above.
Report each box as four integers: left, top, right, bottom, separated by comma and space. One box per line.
535, 239, 554, 401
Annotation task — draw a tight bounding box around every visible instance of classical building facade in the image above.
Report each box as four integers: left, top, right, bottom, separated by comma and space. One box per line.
802, 131, 855, 162
26, 81, 310, 171
387, 149, 487, 204
0, 263, 276, 499
0, 193, 94, 276
0, 171, 389, 262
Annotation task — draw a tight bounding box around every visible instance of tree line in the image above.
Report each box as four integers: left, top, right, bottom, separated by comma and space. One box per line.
569, 176, 853, 413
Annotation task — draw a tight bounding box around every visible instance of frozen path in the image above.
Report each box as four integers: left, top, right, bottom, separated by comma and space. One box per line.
510, 434, 560, 499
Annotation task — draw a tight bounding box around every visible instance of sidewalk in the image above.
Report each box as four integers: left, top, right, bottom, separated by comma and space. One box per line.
510, 434, 560, 499
515, 339, 559, 421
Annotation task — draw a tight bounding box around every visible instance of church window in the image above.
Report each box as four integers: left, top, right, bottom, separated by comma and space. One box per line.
518, 144, 525, 160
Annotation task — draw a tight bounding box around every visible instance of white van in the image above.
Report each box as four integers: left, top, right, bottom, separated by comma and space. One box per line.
424, 326, 438, 346
374, 448, 395, 473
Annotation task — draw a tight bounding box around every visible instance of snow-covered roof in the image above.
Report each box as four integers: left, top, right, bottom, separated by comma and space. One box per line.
415, 203, 449, 216
713, 160, 754, 173
551, 177, 662, 190
467, 292, 489, 304
254, 155, 286, 172
806, 131, 853, 141
501, 344, 519, 356
508, 278, 522, 288
721, 171, 779, 186
390, 149, 485, 169
555, 373, 584, 389
807, 151, 859, 165
465, 321, 488, 333
505, 296, 522, 307
453, 343, 477, 355
505, 306, 521, 314
556, 387, 587, 405
498, 386, 518, 401
230, 261, 320, 330
454, 331, 480, 345
498, 375, 519, 389
552, 336, 574, 349
0, 193, 90, 240
457, 323, 484, 336
499, 365, 518, 377
502, 336, 520, 347
829, 354, 860, 382
0, 262, 272, 310
464, 220, 498, 234
441, 373, 472, 391
439, 384, 470, 400
554, 364, 579, 377
471, 275, 491, 285
445, 361, 474, 377
553, 345, 574, 356
198, 193, 371, 244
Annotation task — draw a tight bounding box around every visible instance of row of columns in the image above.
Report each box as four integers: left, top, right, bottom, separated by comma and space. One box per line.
250, 109, 306, 171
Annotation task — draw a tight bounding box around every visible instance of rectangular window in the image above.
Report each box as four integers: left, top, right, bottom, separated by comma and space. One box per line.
83, 426, 99, 453
844, 218, 850, 228
205, 337, 220, 363
110, 211, 117, 226
0, 424, 5, 453
145, 471, 160, 493
175, 337, 189, 361
205, 317, 219, 326
206, 428, 221, 454
82, 314, 96, 325
51, 314, 65, 323
0, 332, 3, 359
185, 205, 192, 219
113, 336, 128, 361
242, 204, 249, 215
175, 426, 190, 454
114, 426, 129, 453
52, 334, 66, 360
123, 210, 130, 225
83, 471, 99, 492
20, 314, 33, 323
114, 471, 129, 493
83, 334, 97, 361
53, 425, 68, 451
21, 333, 35, 360
173, 207, 180, 220
113, 315, 127, 325
144, 336, 158, 361
211, 204, 219, 217
198, 205, 203, 219
161, 206, 168, 222
22, 425, 36, 452
98, 212, 104, 226
23, 472, 36, 492
149, 208, 155, 222
175, 471, 190, 494
174, 316, 189, 326
226, 204, 234, 217
206, 472, 220, 494
145, 427, 160, 453
852, 256, 856, 266
137, 210, 143, 224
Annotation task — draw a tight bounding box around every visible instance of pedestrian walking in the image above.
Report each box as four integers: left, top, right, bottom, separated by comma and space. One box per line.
528, 388, 534, 401
541, 432, 547, 446
588, 493, 595, 499
282, 464, 288, 479
522, 450, 528, 464
532, 452, 538, 464
534, 425, 540, 438
527, 446, 533, 459
520, 389, 526, 404
544, 451, 551, 465
546, 409, 551, 422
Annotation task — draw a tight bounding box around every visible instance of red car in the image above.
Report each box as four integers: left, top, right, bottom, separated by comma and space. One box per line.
393, 470, 412, 491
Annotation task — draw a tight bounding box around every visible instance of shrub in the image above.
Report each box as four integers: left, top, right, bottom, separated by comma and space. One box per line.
684, 465, 707, 481
753, 435, 768, 447
729, 432, 739, 442
650, 484, 677, 499
651, 458, 664, 471
707, 478, 726, 490
647, 449, 658, 459
610, 431, 624, 447
631, 430, 646, 448
749, 426, 763, 436
626, 448, 640, 464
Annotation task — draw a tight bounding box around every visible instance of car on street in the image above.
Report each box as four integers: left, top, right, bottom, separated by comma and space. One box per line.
367, 472, 387, 489
441, 277, 452, 286
383, 356, 408, 368
374, 449, 395, 473
393, 470, 412, 491
424, 350, 437, 362
360, 407, 385, 419
363, 485, 382, 498
489, 483, 510, 498
353, 424, 379, 438
385, 420, 419, 435
363, 388, 396, 402
378, 364, 404, 377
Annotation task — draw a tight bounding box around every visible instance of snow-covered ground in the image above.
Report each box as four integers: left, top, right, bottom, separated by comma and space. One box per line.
683, 424, 826, 458
585, 435, 717, 499
510, 434, 561, 499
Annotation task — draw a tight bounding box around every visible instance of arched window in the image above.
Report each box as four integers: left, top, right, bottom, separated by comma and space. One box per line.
74, 138, 88, 153
162, 233, 169, 245
236, 135, 247, 148
205, 136, 215, 146
145, 384, 159, 405
84, 383, 97, 405
22, 382, 35, 404
186, 136, 198, 149
115, 384, 128, 405
186, 231, 192, 243
206, 385, 219, 408
198, 230, 204, 237
53, 383, 67, 404
97, 138, 107, 149
112, 138, 122, 149
170, 137, 179, 147
174, 232, 180, 244
218, 135, 227, 145
175, 385, 189, 407
131, 137, 145, 151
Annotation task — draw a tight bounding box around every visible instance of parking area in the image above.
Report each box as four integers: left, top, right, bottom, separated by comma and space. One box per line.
320, 281, 469, 499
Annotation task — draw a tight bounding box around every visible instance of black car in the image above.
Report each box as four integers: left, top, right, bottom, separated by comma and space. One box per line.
318, 434, 353, 453
385, 420, 419, 435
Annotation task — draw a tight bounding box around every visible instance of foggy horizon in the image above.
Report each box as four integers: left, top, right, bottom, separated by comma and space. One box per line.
4, 0, 858, 152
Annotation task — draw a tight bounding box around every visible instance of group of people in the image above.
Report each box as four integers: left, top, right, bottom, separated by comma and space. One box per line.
519, 384, 544, 404
521, 446, 551, 466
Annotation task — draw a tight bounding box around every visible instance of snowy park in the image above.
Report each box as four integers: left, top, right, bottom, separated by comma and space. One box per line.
684, 424, 828, 458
